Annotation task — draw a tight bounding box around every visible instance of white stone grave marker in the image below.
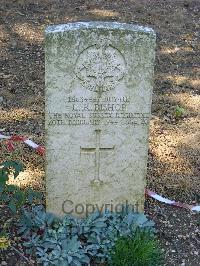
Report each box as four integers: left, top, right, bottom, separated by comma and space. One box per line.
45, 22, 156, 216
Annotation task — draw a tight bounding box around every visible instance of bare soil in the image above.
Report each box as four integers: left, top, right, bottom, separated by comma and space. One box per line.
0, 0, 200, 265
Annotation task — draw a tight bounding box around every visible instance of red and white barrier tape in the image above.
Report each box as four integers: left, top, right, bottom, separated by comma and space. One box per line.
145, 189, 200, 212
0, 133, 199, 212
0, 133, 45, 155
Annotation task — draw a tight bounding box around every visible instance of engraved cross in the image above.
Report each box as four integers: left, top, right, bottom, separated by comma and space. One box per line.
80, 130, 115, 183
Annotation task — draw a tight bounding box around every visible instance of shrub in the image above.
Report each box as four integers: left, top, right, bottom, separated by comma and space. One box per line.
0, 161, 42, 213
17, 207, 157, 265
109, 229, 162, 266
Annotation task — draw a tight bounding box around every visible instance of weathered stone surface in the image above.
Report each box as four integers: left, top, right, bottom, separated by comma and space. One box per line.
45, 22, 156, 217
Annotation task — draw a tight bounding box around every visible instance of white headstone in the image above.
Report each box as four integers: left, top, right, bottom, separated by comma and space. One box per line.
45, 22, 156, 217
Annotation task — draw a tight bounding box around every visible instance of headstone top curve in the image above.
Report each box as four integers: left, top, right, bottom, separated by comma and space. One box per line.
45, 21, 156, 36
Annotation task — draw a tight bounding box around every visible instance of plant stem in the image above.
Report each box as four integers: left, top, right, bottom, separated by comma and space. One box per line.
11, 245, 35, 265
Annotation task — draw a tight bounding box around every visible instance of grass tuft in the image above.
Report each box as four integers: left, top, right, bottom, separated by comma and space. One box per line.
109, 229, 163, 266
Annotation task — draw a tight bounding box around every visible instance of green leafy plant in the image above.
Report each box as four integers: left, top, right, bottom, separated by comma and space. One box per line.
17, 206, 157, 265
1, 162, 159, 265
0, 161, 42, 213
174, 105, 185, 118
109, 229, 163, 266
0, 235, 11, 250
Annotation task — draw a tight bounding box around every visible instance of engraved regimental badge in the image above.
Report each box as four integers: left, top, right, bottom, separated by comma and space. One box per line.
74, 39, 126, 96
